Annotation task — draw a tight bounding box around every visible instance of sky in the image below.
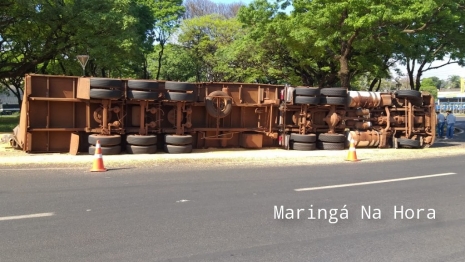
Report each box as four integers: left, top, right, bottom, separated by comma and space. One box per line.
408, 62, 465, 80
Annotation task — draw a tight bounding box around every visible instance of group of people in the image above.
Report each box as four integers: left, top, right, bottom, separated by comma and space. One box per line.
437, 110, 456, 139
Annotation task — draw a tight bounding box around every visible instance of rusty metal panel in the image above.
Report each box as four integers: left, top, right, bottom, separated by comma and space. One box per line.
69, 133, 80, 155
29, 101, 48, 127
50, 102, 75, 127
77, 78, 90, 99
28, 131, 74, 152
240, 133, 263, 148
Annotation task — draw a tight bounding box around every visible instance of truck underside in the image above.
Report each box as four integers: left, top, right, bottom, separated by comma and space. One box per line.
15, 74, 436, 154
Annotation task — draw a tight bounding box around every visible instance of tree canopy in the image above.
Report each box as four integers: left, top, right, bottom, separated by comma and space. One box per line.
1, 0, 465, 105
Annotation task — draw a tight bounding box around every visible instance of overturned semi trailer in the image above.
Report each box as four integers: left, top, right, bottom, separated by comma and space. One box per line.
15, 74, 436, 154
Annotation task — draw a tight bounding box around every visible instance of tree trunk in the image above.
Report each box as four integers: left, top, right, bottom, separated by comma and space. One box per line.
368, 78, 379, 91
406, 58, 415, 90
339, 55, 350, 88
156, 44, 165, 80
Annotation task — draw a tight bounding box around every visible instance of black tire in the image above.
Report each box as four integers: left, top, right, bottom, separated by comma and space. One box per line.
126, 144, 157, 154
295, 87, 320, 96
88, 145, 121, 155
411, 98, 423, 107
205, 91, 233, 118
165, 82, 196, 92
127, 80, 159, 91
320, 88, 347, 97
88, 134, 121, 146
320, 96, 347, 105
397, 138, 421, 148
89, 89, 123, 99
126, 135, 157, 146
164, 144, 193, 154
165, 134, 193, 145
317, 141, 345, 150
290, 133, 317, 143
290, 142, 317, 151
294, 96, 320, 105
396, 90, 421, 99
318, 133, 346, 143
127, 90, 159, 100
90, 78, 123, 90
165, 92, 195, 102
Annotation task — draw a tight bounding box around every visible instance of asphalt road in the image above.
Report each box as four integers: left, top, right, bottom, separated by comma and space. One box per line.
1, 153, 465, 262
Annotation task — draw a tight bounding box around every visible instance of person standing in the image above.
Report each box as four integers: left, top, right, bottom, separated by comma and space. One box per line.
437, 111, 445, 138
445, 110, 456, 139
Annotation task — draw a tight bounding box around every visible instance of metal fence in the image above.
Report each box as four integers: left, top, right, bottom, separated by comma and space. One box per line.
436, 102, 465, 114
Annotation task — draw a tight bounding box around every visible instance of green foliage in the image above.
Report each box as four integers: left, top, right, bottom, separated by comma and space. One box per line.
446, 75, 461, 89
0, 114, 20, 132
421, 77, 443, 89
2, 0, 465, 89
176, 14, 247, 82
419, 85, 438, 99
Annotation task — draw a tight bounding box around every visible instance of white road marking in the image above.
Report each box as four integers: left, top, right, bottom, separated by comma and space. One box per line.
0, 212, 55, 221
295, 172, 457, 192
176, 199, 190, 203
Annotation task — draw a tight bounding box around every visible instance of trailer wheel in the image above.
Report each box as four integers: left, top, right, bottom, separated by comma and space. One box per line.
317, 141, 345, 150
318, 133, 346, 143
90, 78, 123, 90
126, 135, 157, 146
395, 90, 421, 99
164, 144, 193, 154
127, 90, 159, 100
320, 88, 347, 97
294, 96, 320, 105
165, 134, 193, 145
397, 138, 421, 148
126, 144, 157, 154
90, 89, 123, 99
319, 96, 347, 105
165, 82, 196, 92
205, 91, 233, 118
290, 133, 317, 143
88, 145, 121, 155
295, 87, 320, 96
127, 80, 159, 91
165, 92, 195, 102
290, 141, 316, 151
88, 134, 121, 146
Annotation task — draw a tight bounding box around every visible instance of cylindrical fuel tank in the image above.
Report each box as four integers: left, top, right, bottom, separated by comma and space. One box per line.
348, 130, 380, 147
348, 91, 392, 108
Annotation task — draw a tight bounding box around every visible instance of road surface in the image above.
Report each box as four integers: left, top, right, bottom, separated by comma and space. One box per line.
1, 154, 464, 261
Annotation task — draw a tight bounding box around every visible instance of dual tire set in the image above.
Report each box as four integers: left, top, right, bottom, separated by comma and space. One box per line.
89, 78, 124, 100
290, 133, 346, 151
88, 78, 197, 102
87, 134, 194, 155
294, 87, 348, 106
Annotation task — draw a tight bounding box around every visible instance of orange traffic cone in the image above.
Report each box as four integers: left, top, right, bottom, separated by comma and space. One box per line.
345, 140, 360, 162
90, 140, 107, 172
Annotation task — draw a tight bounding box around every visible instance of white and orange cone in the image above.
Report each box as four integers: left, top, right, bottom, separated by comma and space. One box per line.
90, 140, 107, 172
345, 139, 360, 162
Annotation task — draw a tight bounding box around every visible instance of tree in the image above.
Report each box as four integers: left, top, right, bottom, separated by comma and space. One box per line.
446, 75, 461, 89
184, 0, 243, 19
0, 0, 155, 79
393, 0, 465, 90
419, 84, 438, 99
177, 14, 246, 82
145, 0, 185, 80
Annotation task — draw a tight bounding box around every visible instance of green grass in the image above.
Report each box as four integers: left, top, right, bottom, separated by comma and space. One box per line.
0, 113, 20, 132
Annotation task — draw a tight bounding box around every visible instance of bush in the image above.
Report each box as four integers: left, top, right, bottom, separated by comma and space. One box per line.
0, 114, 20, 132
